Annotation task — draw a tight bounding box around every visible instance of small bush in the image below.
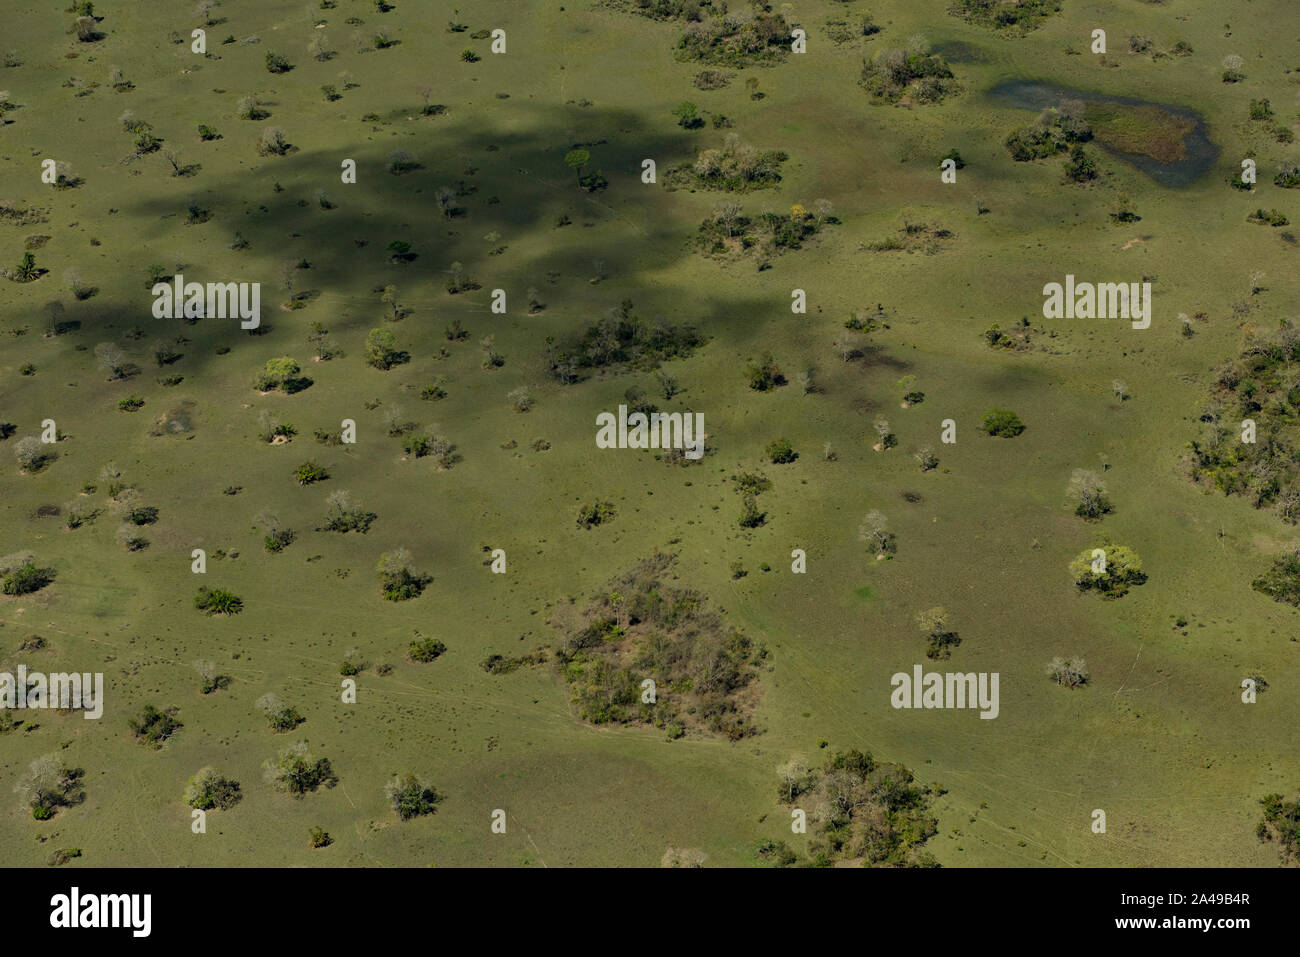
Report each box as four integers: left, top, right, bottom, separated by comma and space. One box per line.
981, 409, 1025, 437
128, 704, 182, 748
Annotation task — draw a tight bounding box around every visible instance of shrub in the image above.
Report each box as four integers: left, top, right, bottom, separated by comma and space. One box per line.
128, 704, 182, 748
747, 352, 785, 391
384, 773, 442, 820
2, 561, 53, 595
364, 328, 405, 369
257, 693, 304, 732
1069, 543, 1147, 598
576, 501, 615, 528
16, 756, 83, 819
293, 461, 329, 485
738, 494, 766, 528
263, 742, 335, 796
408, 636, 446, 662
377, 548, 430, 600
265, 52, 293, 73
1046, 657, 1088, 688
981, 409, 1025, 437
765, 437, 797, 464
257, 127, 289, 156
256, 356, 309, 393
194, 586, 243, 615
184, 768, 242, 810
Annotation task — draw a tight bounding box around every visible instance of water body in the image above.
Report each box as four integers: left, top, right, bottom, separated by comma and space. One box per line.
987, 79, 1219, 187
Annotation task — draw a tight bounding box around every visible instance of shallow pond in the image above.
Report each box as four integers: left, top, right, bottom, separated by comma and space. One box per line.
987, 80, 1219, 187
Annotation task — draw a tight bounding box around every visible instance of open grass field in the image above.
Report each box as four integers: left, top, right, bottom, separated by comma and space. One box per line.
1, 0, 1297, 868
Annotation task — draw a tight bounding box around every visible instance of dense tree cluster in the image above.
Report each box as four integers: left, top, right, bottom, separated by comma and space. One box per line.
553, 554, 765, 740
775, 749, 942, 867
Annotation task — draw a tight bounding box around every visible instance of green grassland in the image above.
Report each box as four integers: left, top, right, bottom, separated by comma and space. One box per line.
1, 0, 1297, 866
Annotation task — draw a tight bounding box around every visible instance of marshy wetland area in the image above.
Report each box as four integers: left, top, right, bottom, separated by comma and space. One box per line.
0, 0, 1297, 871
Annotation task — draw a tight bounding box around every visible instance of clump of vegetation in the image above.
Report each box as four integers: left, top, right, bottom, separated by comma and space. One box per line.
377, 548, 430, 600
194, 659, 230, 694
1247, 208, 1289, 227
859, 45, 958, 104
293, 460, 329, 485
697, 200, 836, 263
666, 137, 787, 192
184, 768, 242, 810
1250, 551, 1300, 607
257, 693, 304, 732
747, 351, 786, 391
16, 755, 84, 820
1184, 326, 1300, 520
255, 356, 311, 393
408, 634, 447, 662
916, 606, 961, 660
775, 749, 941, 866
263, 742, 336, 796
1256, 790, 1300, 863
950, 0, 1061, 34
194, 586, 243, 615
255, 509, 295, 552
1069, 542, 1147, 598
321, 490, 376, 533
576, 501, 616, 529
863, 218, 954, 255
128, 704, 182, 748
481, 649, 547, 674
256, 127, 290, 156
548, 299, 705, 383
1068, 469, 1112, 520
1046, 656, 1088, 689
752, 837, 798, 867
674, 7, 792, 67
859, 511, 896, 557
1275, 161, 1300, 189
981, 409, 1025, 437
1005, 103, 1092, 161
765, 437, 797, 464
384, 772, 442, 820
552, 554, 765, 740
364, 328, 408, 369
1, 553, 54, 595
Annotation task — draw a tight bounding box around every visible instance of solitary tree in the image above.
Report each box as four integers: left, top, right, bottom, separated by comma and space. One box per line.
364, 328, 402, 369
257, 127, 289, 156
873, 417, 896, 450
377, 547, 427, 600
859, 510, 895, 556
564, 148, 590, 184
263, 742, 334, 796
184, 767, 241, 810
15, 754, 82, 819
916, 606, 960, 659
94, 342, 131, 380
14, 436, 45, 472
434, 186, 457, 219
306, 321, 330, 360
384, 772, 442, 820
1068, 469, 1111, 519
1046, 656, 1089, 688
